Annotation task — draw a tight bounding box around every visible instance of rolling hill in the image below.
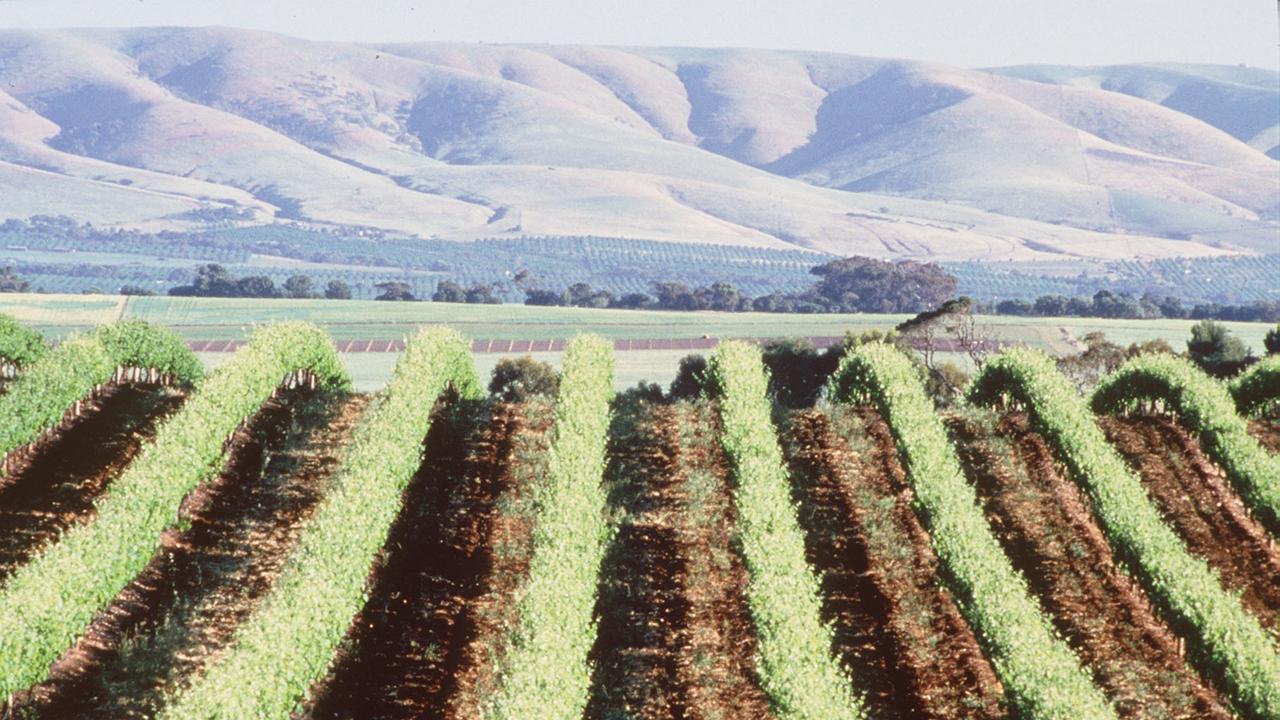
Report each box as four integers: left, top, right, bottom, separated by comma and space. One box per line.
0, 27, 1275, 261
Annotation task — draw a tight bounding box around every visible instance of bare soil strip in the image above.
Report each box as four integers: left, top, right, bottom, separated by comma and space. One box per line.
784, 408, 1006, 720
949, 412, 1232, 719
674, 402, 776, 718
1248, 419, 1280, 453
302, 400, 541, 720
438, 399, 553, 720
0, 384, 185, 581
8, 389, 366, 718
586, 403, 693, 719
1101, 414, 1280, 633
585, 399, 776, 720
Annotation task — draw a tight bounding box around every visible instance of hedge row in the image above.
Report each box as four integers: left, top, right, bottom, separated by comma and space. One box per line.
0, 314, 47, 374
828, 343, 1114, 719
708, 340, 864, 720
1092, 354, 1280, 538
1231, 355, 1280, 420
0, 322, 348, 700
970, 348, 1280, 719
0, 319, 202, 464
485, 335, 616, 719
162, 326, 478, 718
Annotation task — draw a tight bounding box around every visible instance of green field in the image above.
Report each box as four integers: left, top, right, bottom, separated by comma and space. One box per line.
2, 293, 1273, 391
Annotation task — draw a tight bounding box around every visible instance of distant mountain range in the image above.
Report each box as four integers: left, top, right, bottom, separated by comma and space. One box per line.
0, 28, 1276, 262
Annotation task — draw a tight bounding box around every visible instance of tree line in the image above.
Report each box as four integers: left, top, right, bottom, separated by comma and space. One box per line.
1, 255, 1277, 325
993, 290, 1280, 323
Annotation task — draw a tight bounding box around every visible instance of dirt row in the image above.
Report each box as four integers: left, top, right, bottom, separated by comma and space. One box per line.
8, 389, 368, 718
948, 412, 1231, 719
785, 408, 1007, 720
1248, 419, 1280, 453
585, 400, 772, 720
1100, 415, 1280, 633
0, 383, 186, 582
302, 399, 551, 720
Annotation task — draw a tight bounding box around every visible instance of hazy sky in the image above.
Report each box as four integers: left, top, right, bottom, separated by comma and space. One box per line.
1, 0, 1277, 69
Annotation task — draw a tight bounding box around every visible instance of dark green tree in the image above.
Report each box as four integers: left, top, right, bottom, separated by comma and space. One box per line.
284, 275, 316, 299
809, 256, 956, 313
464, 283, 502, 305
488, 356, 560, 403
188, 264, 236, 297
376, 281, 416, 301
324, 280, 352, 300
1265, 325, 1280, 355
668, 354, 708, 400
1186, 320, 1253, 378
234, 275, 279, 298
432, 280, 465, 303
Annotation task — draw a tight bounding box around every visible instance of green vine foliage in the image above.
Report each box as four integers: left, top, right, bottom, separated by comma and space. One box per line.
971, 348, 1280, 719
830, 342, 1114, 720
161, 326, 480, 719
1093, 353, 1280, 538
0, 322, 347, 700
710, 340, 864, 720
1231, 355, 1280, 420
0, 320, 202, 462
486, 335, 616, 720
0, 314, 47, 371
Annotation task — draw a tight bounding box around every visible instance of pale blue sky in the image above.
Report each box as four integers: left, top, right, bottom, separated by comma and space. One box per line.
1, 0, 1277, 69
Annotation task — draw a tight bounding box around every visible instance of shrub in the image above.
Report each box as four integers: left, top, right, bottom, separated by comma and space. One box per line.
1187, 320, 1253, 378
489, 355, 560, 403
668, 353, 708, 400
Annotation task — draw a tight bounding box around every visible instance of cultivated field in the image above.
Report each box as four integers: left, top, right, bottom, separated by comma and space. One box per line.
0, 315, 1277, 719
0, 293, 1275, 391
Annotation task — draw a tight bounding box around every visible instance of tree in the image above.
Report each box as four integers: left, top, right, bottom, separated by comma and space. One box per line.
1265, 325, 1280, 356
432, 280, 465, 303
752, 293, 792, 313
376, 281, 416, 301
668, 354, 708, 400
565, 282, 611, 308
524, 289, 565, 306
464, 283, 502, 305
324, 280, 352, 300
1033, 294, 1070, 316
996, 299, 1034, 316
1056, 332, 1127, 391
610, 293, 653, 310
488, 356, 560, 403
1186, 320, 1253, 378
896, 296, 991, 393
694, 282, 742, 312
118, 284, 155, 296
188, 264, 237, 297
284, 275, 316, 299
760, 339, 842, 408
0, 267, 30, 293
652, 282, 697, 311
808, 256, 957, 313
234, 275, 279, 298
